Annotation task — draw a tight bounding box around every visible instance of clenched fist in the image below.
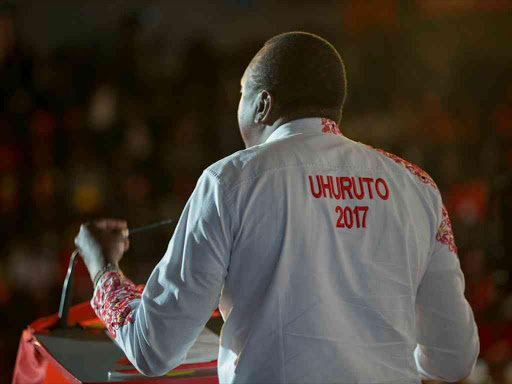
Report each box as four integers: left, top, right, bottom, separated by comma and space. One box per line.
74, 219, 130, 281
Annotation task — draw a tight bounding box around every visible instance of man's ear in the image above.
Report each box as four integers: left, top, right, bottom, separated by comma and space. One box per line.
254, 90, 273, 124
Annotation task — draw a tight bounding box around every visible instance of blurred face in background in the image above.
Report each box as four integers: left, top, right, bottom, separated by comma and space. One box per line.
0, 13, 15, 63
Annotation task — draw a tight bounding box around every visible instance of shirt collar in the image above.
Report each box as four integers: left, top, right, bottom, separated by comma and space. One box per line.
264, 117, 342, 144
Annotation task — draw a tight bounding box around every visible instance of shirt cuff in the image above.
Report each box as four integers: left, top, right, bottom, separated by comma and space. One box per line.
93, 263, 119, 288
91, 267, 142, 338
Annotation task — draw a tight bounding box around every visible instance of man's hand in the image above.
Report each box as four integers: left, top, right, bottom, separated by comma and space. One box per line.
74, 219, 130, 281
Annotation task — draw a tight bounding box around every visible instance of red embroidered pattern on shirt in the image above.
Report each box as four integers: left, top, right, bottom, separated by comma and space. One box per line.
373, 148, 437, 190
370, 146, 458, 255
321, 118, 342, 135
91, 271, 142, 338
436, 204, 458, 257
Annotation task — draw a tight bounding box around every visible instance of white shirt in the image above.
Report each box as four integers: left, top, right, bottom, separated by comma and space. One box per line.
92, 117, 479, 383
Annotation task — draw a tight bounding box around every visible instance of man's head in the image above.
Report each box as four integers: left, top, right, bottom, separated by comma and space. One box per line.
238, 32, 347, 148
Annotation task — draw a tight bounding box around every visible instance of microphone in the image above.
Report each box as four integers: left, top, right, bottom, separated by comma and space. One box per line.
121, 219, 177, 237
56, 219, 177, 328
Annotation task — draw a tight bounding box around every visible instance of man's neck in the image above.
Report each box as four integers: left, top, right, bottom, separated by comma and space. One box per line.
257, 115, 312, 145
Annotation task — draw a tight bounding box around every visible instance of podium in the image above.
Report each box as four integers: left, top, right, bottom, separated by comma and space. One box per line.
13, 301, 221, 384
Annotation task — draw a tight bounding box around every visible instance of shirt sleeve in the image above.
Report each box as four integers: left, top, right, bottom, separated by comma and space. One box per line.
414, 203, 479, 382
91, 170, 232, 376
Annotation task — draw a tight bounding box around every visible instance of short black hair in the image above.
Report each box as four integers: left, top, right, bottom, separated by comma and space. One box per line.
249, 32, 347, 124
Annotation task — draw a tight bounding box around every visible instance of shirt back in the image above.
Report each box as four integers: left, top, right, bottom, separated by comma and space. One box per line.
209, 118, 471, 383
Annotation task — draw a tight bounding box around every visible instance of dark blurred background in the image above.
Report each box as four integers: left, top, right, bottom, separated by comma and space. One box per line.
1, 0, 512, 383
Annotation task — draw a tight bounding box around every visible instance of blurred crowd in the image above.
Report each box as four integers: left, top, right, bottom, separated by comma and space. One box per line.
1, 1, 512, 383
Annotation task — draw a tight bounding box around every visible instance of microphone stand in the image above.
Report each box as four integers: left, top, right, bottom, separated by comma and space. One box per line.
57, 249, 79, 328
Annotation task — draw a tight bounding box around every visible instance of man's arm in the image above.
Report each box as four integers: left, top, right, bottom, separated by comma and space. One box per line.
415, 204, 479, 382
90, 170, 232, 376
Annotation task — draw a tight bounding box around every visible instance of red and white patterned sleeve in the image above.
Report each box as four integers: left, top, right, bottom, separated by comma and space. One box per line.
91, 269, 143, 339
414, 202, 480, 382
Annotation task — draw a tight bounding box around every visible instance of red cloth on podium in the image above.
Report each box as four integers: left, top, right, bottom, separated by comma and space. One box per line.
12, 302, 94, 384
12, 329, 48, 384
